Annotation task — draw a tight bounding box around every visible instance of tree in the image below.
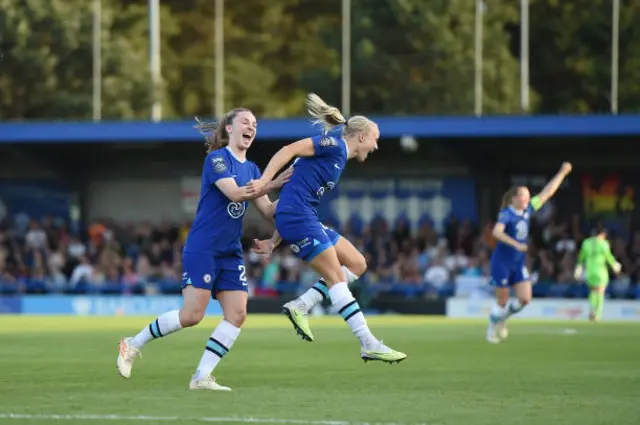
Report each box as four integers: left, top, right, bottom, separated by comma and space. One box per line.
162, 0, 342, 119
347, 0, 523, 115
528, 0, 640, 113
0, 0, 158, 120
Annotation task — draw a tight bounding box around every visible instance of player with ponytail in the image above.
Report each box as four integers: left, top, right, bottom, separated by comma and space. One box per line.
117, 108, 290, 391
248, 93, 406, 364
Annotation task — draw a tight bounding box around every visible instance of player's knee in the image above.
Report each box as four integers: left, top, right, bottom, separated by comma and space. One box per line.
180, 308, 206, 328
224, 307, 247, 328
348, 253, 367, 277
518, 295, 532, 306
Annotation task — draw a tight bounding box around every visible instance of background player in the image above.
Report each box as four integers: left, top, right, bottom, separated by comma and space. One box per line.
247, 93, 406, 363
487, 162, 572, 343
251, 201, 366, 341
574, 226, 622, 322
116, 109, 290, 391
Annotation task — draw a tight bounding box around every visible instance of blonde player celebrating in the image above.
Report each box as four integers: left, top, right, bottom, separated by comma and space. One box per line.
574, 226, 622, 322
487, 162, 572, 343
248, 93, 406, 363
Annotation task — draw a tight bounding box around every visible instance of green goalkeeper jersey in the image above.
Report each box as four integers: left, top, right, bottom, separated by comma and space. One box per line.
577, 237, 617, 283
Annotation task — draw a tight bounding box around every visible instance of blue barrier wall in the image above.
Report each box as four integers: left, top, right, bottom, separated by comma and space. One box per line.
0, 296, 223, 316
1, 115, 640, 143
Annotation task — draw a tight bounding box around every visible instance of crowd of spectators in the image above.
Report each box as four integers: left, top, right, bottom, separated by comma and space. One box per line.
1, 207, 640, 300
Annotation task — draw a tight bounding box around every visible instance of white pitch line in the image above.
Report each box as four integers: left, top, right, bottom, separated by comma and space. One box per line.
0, 413, 429, 425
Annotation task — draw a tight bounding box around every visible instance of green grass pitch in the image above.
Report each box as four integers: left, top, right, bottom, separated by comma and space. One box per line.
0, 315, 638, 425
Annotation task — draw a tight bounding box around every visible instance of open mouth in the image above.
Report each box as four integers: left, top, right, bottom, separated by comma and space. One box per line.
242, 132, 254, 142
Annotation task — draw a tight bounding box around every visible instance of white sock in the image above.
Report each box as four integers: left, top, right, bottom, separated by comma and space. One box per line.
328, 282, 376, 348
298, 279, 328, 310
506, 299, 524, 318
341, 266, 359, 284
194, 320, 241, 380
489, 303, 507, 325
298, 267, 361, 312
130, 309, 182, 349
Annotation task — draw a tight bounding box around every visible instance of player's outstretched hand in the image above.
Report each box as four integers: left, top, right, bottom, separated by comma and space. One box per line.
251, 238, 274, 257
516, 242, 528, 253
247, 178, 266, 196
273, 166, 293, 189
612, 262, 622, 274
561, 162, 573, 175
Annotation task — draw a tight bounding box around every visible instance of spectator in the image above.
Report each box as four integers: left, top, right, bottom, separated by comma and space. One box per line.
25, 220, 47, 250
0, 210, 635, 302
424, 256, 450, 290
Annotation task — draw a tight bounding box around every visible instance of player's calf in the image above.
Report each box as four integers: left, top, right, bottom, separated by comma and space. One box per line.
487, 301, 507, 344
192, 319, 241, 382
505, 281, 532, 320
329, 282, 381, 350
506, 297, 530, 318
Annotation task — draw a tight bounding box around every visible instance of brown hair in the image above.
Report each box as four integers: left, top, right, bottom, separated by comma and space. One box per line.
194, 108, 251, 153
501, 186, 521, 208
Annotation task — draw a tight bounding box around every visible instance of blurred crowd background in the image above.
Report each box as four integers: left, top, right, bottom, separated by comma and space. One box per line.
2, 207, 639, 302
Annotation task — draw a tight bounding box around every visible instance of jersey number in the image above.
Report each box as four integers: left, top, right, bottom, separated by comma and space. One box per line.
515, 221, 528, 240
238, 265, 247, 284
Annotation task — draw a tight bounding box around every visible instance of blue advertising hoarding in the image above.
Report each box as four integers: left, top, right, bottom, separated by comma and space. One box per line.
19, 296, 222, 316
0, 296, 21, 314
0, 181, 72, 221
318, 177, 477, 233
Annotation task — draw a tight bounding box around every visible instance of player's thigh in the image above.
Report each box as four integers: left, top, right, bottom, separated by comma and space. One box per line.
587, 273, 609, 294
588, 281, 607, 294
333, 234, 367, 276
276, 217, 345, 283
181, 253, 215, 325
308, 246, 345, 286
276, 215, 336, 264
513, 281, 532, 303
213, 256, 249, 327
511, 262, 532, 303
490, 262, 511, 304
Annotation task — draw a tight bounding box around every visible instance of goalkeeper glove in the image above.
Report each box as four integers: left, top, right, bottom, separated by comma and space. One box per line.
612, 262, 622, 274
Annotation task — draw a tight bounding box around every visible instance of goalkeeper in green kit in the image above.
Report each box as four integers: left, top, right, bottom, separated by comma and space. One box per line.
574, 226, 622, 322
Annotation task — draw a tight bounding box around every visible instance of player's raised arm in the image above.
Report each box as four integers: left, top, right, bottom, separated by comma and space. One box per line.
531, 162, 573, 210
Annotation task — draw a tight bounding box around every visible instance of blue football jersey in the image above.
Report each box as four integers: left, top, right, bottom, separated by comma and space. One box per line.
183, 146, 261, 256
491, 205, 534, 263
276, 135, 348, 217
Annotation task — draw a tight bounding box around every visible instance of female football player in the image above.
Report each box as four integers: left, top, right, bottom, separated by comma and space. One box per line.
247, 94, 406, 363
116, 108, 290, 390
574, 225, 621, 322
487, 162, 572, 343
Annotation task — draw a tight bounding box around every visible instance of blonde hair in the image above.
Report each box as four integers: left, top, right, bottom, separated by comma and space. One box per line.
194, 108, 250, 153
305, 93, 373, 138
